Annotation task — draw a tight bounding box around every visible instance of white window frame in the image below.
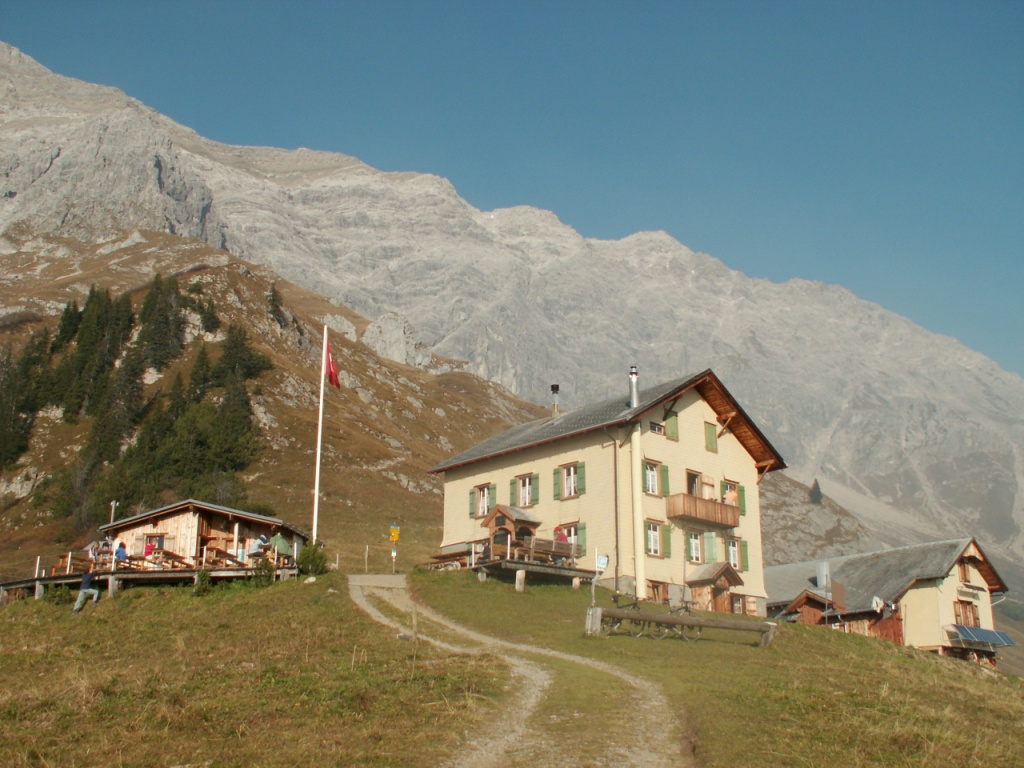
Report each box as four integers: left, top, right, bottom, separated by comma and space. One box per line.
727, 538, 740, 569
688, 532, 702, 563
476, 484, 490, 517
518, 475, 533, 507
563, 464, 578, 498
646, 521, 661, 556
650, 421, 665, 435
644, 461, 659, 495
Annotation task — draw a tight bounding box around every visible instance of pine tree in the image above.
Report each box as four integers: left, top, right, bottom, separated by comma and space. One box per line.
210, 324, 272, 384
809, 479, 824, 505
0, 346, 31, 468
267, 283, 286, 328
50, 300, 82, 352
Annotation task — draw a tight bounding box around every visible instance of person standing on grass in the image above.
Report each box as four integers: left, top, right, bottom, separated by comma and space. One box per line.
73, 568, 100, 614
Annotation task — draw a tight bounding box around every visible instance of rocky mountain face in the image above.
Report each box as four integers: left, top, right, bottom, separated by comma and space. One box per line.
2, 42, 1023, 589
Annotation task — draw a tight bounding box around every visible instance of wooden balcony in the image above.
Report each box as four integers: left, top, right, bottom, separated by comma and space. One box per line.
666, 493, 740, 528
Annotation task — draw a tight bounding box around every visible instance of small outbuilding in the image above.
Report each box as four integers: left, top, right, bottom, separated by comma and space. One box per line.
98, 499, 308, 569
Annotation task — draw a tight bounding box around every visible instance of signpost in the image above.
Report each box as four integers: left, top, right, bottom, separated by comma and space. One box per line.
591, 552, 609, 606
390, 525, 400, 573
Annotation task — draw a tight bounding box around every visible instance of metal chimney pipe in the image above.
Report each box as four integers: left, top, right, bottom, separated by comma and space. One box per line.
550, 384, 560, 416
628, 365, 639, 408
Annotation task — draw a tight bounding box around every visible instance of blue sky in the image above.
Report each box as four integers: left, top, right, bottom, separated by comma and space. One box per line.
4, 2, 1023, 377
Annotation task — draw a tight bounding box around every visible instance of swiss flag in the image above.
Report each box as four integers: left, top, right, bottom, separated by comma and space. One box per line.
326, 337, 341, 388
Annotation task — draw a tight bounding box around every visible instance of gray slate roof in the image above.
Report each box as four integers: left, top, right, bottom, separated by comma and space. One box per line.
764, 538, 976, 613
430, 369, 784, 474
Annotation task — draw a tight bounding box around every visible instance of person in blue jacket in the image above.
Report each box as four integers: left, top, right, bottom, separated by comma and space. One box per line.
73, 569, 100, 614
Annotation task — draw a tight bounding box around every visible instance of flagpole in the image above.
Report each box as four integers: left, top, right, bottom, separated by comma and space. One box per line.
312, 325, 328, 543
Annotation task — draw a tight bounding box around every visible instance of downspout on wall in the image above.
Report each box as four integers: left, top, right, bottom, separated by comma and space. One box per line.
628, 365, 646, 599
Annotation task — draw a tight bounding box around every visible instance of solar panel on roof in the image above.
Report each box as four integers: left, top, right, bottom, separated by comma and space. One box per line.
951, 625, 1016, 647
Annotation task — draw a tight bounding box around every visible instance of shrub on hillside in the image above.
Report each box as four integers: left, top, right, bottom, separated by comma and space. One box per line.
297, 542, 328, 575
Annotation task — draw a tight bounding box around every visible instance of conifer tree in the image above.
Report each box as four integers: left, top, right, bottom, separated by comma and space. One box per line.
809, 478, 824, 505
50, 300, 82, 352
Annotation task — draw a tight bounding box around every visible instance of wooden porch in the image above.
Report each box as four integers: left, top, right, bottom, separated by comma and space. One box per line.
0, 564, 300, 605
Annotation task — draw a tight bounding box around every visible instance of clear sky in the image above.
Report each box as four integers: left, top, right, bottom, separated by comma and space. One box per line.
4, 2, 1022, 377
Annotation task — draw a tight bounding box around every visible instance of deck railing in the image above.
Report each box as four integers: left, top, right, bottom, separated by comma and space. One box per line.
666, 492, 740, 528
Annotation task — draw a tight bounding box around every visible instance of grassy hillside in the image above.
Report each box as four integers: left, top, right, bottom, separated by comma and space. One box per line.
3, 571, 1022, 767
0, 573, 505, 767
411, 570, 1024, 768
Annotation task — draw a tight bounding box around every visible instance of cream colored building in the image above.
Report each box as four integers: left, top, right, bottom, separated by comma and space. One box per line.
765, 538, 1014, 664
429, 368, 786, 616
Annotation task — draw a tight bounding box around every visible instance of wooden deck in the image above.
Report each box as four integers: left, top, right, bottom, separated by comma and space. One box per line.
0, 565, 299, 604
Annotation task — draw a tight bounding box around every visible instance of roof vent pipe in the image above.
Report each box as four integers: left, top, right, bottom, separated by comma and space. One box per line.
550, 384, 560, 416
628, 365, 639, 408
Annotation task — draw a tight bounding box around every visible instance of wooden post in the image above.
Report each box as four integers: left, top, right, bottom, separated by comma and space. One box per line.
34, 581, 44, 600
515, 569, 526, 593
478, 569, 488, 582
572, 576, 581, 590
65, 552, 72, 575
34, 555, 40, 578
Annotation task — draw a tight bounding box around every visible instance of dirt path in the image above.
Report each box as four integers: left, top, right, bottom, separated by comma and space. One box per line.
348, 574, 697, 768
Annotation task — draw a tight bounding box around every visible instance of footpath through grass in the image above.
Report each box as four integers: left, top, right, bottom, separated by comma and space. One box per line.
0, 573, 505, 768
411, 569, 1024, 768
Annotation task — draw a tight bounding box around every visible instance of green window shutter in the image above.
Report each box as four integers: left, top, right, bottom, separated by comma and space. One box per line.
662, 525, 672, 559
577, 463, 586, 495
469, 488, 476, 518
665, 412, 679, 439
738, 485, 747, 516
531, 473, 540, 506
704, 532, 718, 562
510, 479, 517, 506
705, 422, 718, 452
576, 523, 587, 556
488, 484, 497, 512
740, 540, 749, 571
660, 464, 670, 497
553, 468, 562, 500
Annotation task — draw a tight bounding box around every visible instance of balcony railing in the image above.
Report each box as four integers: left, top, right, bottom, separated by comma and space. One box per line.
666, 492, 740, 528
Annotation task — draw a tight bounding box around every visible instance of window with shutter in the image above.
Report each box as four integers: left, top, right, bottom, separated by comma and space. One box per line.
469, 488, 476, 518
488, 484, 496, 512
530, 474, 540, 506
738, 485, 746, 516
665, 411, 679, 440
553, 468, 562, 500
740, 540, 749, 571
509, 479, 517, 506
688, 531, 702, 562
646, 522, 661, 556
662, 525, 672, 559
576, 522, 587, 555
660, 464, 670, 497
644, 462, 659, 495
577, 463, 586, 495
704, 422, 718, 452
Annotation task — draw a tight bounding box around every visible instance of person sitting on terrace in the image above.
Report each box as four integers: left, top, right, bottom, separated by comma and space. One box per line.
114, 542, 128, 564
144, 541, 155, 559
